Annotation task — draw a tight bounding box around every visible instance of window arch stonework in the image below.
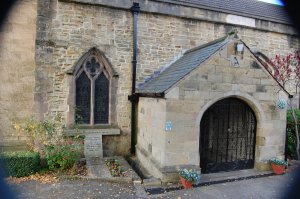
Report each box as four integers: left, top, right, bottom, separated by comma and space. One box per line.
66, 48, 118, 127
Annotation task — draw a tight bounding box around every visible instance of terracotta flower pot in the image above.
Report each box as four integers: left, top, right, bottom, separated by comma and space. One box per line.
179, 176, 193, 189
271, 163, 286, 175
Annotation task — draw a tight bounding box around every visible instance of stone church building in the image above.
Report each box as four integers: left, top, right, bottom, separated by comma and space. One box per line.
0, 0, 299, 180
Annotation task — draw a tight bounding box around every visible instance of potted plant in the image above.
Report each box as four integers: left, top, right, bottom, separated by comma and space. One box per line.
269, 157, 288, 175
178, 168, 201, 189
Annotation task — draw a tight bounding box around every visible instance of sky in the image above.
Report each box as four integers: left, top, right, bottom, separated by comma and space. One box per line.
257, 0, 284, 6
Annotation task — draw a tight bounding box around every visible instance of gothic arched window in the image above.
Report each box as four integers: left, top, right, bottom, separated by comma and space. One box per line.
75, 56, 110, 124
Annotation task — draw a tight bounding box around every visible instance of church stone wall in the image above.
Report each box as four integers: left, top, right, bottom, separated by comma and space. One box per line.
1, 0, 299, 154
0, 0, 37, 151
137, 14, 299, 85
35, 0, 136, 155
136, 97, 167, 179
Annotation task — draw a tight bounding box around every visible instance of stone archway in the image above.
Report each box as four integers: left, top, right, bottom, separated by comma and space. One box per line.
200, 97, 257, 174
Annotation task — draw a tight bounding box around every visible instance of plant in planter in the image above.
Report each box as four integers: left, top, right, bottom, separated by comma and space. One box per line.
178, 168, 201, 189
269, 157, 288, 175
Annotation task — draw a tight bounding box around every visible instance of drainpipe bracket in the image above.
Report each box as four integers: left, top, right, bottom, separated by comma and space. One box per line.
131, 2, 140, 14
128, 93, 139, 103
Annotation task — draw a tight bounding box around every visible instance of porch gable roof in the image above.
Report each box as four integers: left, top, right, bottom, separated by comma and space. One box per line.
137, 36, 229, 94
137, 34, 291, 97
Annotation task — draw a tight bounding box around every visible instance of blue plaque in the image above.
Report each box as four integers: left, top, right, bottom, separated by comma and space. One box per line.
165, 121, 173, 131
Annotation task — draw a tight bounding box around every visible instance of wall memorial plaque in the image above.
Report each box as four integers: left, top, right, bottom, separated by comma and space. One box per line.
84, 133, 103, 158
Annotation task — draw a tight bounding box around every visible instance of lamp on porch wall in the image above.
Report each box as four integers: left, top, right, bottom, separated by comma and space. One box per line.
236, 43, 244, 54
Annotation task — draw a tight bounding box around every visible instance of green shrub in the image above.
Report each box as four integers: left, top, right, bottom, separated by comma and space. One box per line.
42, 137, 83, 170
179, 168, 201, 184
287, 109, 300, 159
0, 151, 40, 177
12, 114, 65, 151
13, 115, 84, 171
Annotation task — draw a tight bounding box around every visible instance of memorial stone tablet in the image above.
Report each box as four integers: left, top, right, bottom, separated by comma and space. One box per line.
84, 133, 103, 158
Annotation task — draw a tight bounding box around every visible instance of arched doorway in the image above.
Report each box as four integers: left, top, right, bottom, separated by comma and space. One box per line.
200, 97, 257, 173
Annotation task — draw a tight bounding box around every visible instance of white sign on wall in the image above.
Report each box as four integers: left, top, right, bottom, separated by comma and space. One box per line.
226, 14, 256, 27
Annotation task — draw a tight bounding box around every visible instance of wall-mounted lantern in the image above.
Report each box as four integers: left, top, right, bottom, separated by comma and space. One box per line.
236, 43, 244, 54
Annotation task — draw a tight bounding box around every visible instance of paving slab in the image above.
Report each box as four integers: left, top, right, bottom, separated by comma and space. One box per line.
111, 156, 141, 182
200, 168, 274, 185
85, 156, 142, 184
143, 166, 296, 195
86, 157, 111, 178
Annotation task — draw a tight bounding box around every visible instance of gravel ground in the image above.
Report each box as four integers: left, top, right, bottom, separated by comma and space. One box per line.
7, 172, 297, 199
10, 179, 136, 199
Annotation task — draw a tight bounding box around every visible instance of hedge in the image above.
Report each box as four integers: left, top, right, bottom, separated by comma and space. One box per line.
287, 109, 300, 159
0, 151, 40, 177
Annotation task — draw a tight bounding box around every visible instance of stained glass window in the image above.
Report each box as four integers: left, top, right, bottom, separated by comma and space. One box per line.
76, 72, 91, 124
86, 57, 100, 77
94, 73, 109, 124
75, 56, 110, 125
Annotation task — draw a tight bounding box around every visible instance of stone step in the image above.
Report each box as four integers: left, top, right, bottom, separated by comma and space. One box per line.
86, 158, 111, 178
200, 169, 273, 185
143, 177, 162, 186
126, 156, 153, 179
85, 156, 142, 182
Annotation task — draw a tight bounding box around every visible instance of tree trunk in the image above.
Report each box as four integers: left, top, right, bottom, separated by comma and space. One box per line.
291, 105, 300, 160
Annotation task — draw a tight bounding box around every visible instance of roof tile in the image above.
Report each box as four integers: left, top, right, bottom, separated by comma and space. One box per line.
157, 0, 290, 24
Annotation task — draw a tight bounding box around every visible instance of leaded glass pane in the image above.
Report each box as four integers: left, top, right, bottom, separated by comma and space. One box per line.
76, 72, 91, 124
94, 73, 109, 124
86, 57, 100, 77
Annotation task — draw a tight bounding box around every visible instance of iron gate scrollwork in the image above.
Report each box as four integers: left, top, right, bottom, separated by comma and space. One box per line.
200, 98, 256, 173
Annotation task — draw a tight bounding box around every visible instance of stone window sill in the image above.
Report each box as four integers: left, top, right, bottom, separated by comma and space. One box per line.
65, 125, 120, 136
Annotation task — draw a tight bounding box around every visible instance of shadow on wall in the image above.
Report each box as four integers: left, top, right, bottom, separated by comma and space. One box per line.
0, 1, 23, 199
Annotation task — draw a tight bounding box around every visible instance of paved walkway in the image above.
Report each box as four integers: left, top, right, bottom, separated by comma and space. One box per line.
162, 171, 297, 199
5, 160, 300, 199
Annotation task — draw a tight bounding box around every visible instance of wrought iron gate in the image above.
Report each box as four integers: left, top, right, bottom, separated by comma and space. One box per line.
200, 98, 256, 173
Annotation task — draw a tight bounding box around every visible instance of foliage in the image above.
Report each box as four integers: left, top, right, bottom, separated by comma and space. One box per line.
287, 109, 300, 159
269, 50, 300, 160
269, 157, 288, 166
269, 50, 300, 88
74, 106, 84, 124
287, 132, 297, 159
178, 168, 200, 184
42, 137, 83, 171
12, 114, 84, 171
6, 160, 87, 184
12, 114, 65, 151
287, 109, 300, 132
105, 158, 124, 177
0, 151, 40, 177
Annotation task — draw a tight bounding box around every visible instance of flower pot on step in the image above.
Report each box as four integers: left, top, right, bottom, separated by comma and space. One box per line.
271, 163, 286, 175
179, 176, 193, 189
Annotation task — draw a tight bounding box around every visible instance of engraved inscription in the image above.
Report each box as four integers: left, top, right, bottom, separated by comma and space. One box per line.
86, 138, 101, 151
84, 134, 103, 158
